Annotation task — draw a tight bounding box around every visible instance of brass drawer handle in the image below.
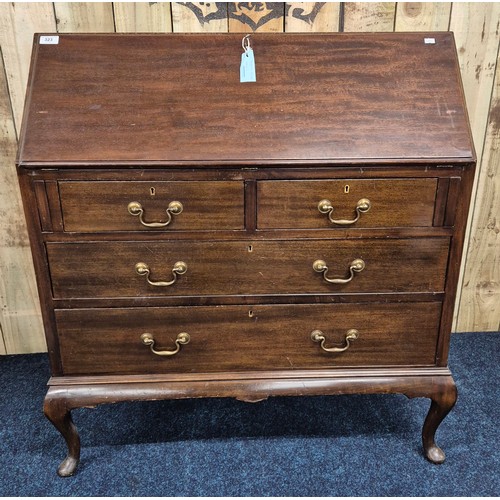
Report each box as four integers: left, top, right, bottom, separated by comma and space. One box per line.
127, 201, 183, 228
318, 198, 371, 225
135, 261, 187, 287
141, 332, 190, 356
311, 328, 359, 353
313, 258, 365, 284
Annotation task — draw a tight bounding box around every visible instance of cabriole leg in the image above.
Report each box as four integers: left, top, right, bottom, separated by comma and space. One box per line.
422, 377, 457, 464
43, 390, 81, 477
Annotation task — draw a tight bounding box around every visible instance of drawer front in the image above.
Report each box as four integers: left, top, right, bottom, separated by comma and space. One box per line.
47, 238, 449, 298
257, 179, 438, 229
56, 302, 441, 375
59, 181, 245, 232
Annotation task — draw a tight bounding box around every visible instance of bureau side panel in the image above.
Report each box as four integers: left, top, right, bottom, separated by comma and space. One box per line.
437, 164, 476, 364
17, 170, 61, 373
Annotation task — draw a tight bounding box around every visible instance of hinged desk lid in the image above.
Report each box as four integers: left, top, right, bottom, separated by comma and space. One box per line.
18, 33, 474, 167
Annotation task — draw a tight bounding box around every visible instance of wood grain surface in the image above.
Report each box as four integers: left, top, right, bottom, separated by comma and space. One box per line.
0, 3, 498, 355
46, 238, 450, 298
285, 3, 340, 32
171, 2, 228, 32
58, 181, 245, 232
395, 3, 451, 31
229, 3, 284, 32
53, 3, 115, 33
449, 2, 500, 331
55, 302, 442, 375
0, 2, 55, 131
18, 33, 473, 165
0, 47, 45, 354
257, 178, 437, 228
113, 2, 172, 32
344, 3, 396, 31
2, 14, 484, 476
457, 51, 500, 332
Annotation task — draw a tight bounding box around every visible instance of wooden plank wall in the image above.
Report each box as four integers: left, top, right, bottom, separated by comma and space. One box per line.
0, 2, 498, 354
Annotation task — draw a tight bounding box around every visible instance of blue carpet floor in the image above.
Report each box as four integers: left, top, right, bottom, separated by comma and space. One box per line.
0, 332, 498, 496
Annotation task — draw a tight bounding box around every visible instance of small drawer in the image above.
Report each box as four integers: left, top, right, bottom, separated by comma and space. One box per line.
58, 181, 245, 232
257, 179, 438, 229
47, 237, 449, 299
56, 302, 441, 375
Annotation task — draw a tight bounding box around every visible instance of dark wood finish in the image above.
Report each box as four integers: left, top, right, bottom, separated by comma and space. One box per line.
42, 371, 456, 476
56, 302, 442, 375
244, 180, 257, 233
258, 179, 437, 228
16, 34, 475, 475
18, 34, 473, 166
433, 178, 450, 227
444, 177, 462, 227
18, 171, 63, 375
27, 165, 467, 182
422, 375, 458, 463
47, 238, 449, 298
59, 181, 245, 232
45, 181, 64, 232
43, 391, 80, 477
33, 181, 52, 232
436, 165, 475, 365
50, 292, 445, 310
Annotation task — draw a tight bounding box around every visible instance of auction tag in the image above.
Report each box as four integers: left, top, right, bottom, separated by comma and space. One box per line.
240, 35, 256, 83
40, 35, 59, 45
240, 48, 256, 83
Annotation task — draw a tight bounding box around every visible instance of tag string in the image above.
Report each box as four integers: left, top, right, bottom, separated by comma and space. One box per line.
242, 34, 251, 53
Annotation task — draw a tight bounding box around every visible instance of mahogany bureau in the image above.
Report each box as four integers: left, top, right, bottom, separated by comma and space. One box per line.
17, 33, 475, 476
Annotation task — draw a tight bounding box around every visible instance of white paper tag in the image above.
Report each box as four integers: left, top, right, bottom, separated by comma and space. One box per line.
40, 35, 59, 45
240, 48, 256, 83
240, 35, 256, 83
424, 38, 436, 44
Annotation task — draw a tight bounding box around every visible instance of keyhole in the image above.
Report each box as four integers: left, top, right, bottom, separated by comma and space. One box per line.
150, 187, 156, 196
344, 185, 350, 194
248, 310, 254, 318
248, 245, 253, 252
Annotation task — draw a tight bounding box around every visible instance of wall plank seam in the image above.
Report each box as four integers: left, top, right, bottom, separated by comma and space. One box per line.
0, 46, 18, 141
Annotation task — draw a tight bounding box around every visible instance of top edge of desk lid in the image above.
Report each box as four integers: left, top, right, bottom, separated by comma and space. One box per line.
17, 33, 475, 168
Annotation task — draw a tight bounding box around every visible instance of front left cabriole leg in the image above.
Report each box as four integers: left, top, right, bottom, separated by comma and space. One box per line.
43, 389, 81, 477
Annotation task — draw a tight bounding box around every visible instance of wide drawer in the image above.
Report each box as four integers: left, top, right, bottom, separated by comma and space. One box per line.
257, 179, 438, 229
47, 238, 449, 298
58, 181, 245, 232
56, 302, 441, 375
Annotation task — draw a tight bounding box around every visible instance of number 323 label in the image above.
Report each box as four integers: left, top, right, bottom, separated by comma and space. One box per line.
40, 36, 59, 45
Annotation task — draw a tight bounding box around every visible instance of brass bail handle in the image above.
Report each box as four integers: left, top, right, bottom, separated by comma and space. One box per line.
313, 258, 365, 284
311, 329, 359, 353
141, 332, 190, 356
318, 198, 371, 226
135, 261, 187, 287
128, 200, 183, 228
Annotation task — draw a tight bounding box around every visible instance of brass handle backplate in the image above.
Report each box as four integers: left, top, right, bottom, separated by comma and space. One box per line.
311, 328, 359, 353
141, 332, 190, 356
135, 261, 187, 287
128, 200, 183, 228
318, 198, 371, 226
313, 258, 365, 284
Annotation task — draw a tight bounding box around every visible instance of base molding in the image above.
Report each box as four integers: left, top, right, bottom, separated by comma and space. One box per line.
48, 366, 451, 386
44, 369, 457, 476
